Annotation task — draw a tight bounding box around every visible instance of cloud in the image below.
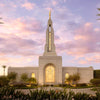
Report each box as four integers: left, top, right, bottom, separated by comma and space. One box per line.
0, 17, 44, 38
52, 1, 57, 6
0, 35, 43, 56
21, 1, 36, 10
56, 22, 100, 56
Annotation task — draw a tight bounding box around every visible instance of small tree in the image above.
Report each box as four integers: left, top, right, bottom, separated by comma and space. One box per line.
28, 77, 37, 84
65, 73, 80, 86
72, 73, 80, 84
20, 73, 28, 82
8, 72, 17, 82
0, 76, 9, 87
65, 75, 73, 85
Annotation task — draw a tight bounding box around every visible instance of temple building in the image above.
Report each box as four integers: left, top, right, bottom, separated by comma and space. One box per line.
8, 11, 93, 85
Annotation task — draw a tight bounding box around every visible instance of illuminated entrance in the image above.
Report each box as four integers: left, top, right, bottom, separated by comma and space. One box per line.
45, 64, 55, 83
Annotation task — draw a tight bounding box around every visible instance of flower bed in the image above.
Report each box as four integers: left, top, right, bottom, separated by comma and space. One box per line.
0, 86, 100, 100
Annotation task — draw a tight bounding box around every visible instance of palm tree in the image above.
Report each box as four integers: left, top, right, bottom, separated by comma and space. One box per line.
0, 17, 4, 24
97, 8, 100, 20
2, 65, 6, 76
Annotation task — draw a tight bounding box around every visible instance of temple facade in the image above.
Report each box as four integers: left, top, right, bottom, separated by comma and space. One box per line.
8, 11, 93, 85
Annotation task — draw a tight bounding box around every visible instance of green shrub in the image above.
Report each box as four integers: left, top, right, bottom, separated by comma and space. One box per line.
96, 92, 100, 100
20, 73, 28, 82
90, 79, 100, 86
76, 83, 87, 87
94, 70, 100, 78
73, 93, 90, 100
0, 76, 9, 87
8, 72, 17, 82
13, 83, 27, 88
0, 86, 100, 100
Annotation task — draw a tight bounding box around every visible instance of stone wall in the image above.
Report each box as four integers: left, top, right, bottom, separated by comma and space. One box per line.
8, 67, 39, 82
62, 66, 93, 84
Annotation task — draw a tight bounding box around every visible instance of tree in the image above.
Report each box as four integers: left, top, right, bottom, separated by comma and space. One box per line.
65, 73, 80, 86
0, 76, 9, 87
20, 73, 28, 82
65, 75, 73, 85
72, 73, 80, 84
0, 17, 4, 24
97, 8, 100, 20
2, 65, 6, 76
8, 72, 17, 82
28, 77, 37, 84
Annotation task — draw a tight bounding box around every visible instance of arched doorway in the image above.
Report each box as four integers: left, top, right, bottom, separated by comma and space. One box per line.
45, 64, 55, 83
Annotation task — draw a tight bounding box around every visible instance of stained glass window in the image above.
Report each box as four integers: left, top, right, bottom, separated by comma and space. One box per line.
45, 65, 55, 82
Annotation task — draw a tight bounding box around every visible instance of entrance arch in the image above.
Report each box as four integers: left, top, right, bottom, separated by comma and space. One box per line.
45, 64, 55, 83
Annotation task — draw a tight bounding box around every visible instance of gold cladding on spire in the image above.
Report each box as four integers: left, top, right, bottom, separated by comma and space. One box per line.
49, 10, 51, 19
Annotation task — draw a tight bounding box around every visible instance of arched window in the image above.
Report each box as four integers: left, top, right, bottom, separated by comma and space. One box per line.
45, 64, 55, 83
31, 73, 35, 78
65, 73, 69, 79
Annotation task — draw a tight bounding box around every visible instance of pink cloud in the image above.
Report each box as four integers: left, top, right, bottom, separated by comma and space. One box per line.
56, 22, 100, 56
0, 17, 44, 38
86, 55, 100, 63
21, 1, 36, 10
78, 60, 87, 64
52, 1, 57, 6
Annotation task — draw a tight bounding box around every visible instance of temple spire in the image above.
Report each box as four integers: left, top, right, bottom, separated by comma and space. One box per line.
49, 10, 51, 19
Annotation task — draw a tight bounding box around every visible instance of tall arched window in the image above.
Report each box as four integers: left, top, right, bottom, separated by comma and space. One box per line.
45, 64, 55, 83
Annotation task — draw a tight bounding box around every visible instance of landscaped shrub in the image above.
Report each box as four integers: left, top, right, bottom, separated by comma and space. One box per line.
90, 78, 100, 86
73, 93, 90, 100
13, 82, 27, 88
0, 76, 9, 87
0, 86, 100, 100
96, 91, 100, 100
76, 83, 87, 87
94, 70, 100, 78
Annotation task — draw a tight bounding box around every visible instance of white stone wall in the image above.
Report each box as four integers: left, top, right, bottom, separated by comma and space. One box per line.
62, 67, 93, 84
8, 67, 39, 82
39, 56, 62, 85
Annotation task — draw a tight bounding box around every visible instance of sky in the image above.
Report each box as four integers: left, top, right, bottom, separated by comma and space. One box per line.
0, 0, 100, 75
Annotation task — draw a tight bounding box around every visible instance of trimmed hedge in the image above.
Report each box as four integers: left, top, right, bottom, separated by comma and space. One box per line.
90, 78, 100, 86
94, 70, 100, 78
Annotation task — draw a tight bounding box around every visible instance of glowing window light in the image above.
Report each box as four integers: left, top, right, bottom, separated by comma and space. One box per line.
31, 73, 35, 78
45, 65, 55, 83
65, 73, 69, 79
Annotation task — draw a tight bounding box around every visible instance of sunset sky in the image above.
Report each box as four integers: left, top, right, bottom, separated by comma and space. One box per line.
0, 0, 100, 75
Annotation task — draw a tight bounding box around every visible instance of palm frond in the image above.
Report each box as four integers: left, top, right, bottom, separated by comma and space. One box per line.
97, 18, 100, 20
0, 22, 4, 24
97, 14, 100, 16
97, 8, 100, 11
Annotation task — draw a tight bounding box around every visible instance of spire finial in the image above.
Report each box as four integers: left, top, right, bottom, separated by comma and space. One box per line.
49, 9, 51, 19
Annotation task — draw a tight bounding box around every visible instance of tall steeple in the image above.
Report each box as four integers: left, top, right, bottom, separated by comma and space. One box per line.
49, 10, 51, 19
43, 11, 57, 56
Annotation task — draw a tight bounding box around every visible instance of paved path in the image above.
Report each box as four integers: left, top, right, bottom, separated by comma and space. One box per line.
16, 87, 96, 96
